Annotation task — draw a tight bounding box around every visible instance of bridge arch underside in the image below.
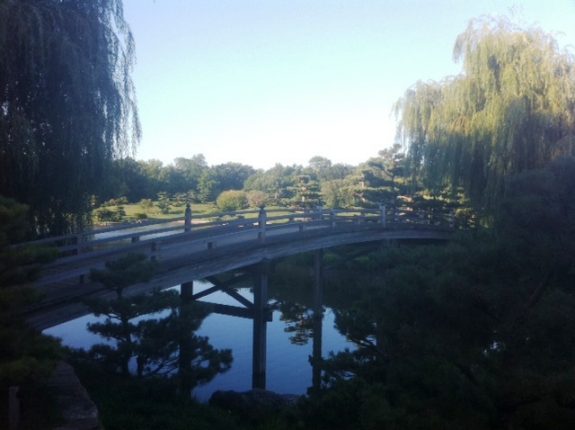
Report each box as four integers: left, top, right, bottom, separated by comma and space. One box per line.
27, 225, 450, 330
163, 226, 450, 282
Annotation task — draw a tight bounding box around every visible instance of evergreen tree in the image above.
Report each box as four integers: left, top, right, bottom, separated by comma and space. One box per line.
0, 197, 60, 391
87, 254, 232, 388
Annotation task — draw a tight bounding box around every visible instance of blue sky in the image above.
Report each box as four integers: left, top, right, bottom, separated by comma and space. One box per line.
124, 0, 575, 169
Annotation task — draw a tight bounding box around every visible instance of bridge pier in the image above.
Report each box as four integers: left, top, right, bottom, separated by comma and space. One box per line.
181, 281, 194, 302
312, 249, 324, 392
252, 261, 269, 389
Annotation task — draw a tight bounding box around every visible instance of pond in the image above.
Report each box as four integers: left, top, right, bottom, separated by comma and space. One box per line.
44, 273, 355, 402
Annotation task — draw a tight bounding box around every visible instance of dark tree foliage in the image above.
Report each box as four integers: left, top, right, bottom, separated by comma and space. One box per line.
304, 159, 575, 429
0, 0, 140, 234
0, 197, 60, 391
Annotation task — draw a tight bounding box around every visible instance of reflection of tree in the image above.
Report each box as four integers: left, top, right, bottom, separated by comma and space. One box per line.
279, 302, 315, 345
85, 254, 231, 391
314, 162, 575, 428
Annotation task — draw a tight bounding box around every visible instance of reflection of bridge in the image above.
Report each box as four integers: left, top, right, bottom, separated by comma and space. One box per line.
22, 206, 453, 330
22, 206, 454, 391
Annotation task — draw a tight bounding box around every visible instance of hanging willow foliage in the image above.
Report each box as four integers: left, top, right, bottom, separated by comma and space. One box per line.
395, 17, 575, 210
0, 0, 140, 235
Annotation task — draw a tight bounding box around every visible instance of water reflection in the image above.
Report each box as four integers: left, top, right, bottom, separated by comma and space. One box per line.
45, 259, 355, 401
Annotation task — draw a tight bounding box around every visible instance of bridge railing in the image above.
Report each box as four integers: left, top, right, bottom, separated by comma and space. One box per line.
20, 204, 458, 286
15, 204, 456, 254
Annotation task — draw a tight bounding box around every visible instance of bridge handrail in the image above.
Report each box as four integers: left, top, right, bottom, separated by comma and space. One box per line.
32, 207, 457, 288
17, 205, 457, 264
41, 212, 356, 267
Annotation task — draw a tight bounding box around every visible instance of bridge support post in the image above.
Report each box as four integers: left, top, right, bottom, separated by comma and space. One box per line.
181, 281, 194, 302
312, 250, 324, 392
379, 203, 386, 227
179, 280, 194, 398
184, 203, 192, 232
258, 206, 267, 242
252, 261, 269, 389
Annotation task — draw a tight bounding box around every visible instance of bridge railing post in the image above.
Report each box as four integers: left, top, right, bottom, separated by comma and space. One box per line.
75, 233, 83, 255
379, 203, 386, 227
150, 241, 159, 261
258, 206, 267, 242
315, 205, 323, 222
330, 209, 336, 228
184, 203, 192, 233
75, 230, 90, 255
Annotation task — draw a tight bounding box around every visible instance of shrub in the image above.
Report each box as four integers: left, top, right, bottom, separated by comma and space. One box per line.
134, 213, 148, 221
139, 199, 154, 210
216, 190, 248, 212
247, 190, 268, 208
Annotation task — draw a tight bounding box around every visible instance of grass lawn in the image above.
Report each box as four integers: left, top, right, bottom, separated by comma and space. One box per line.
92, 201, 219, 225
92, 201, 305, 227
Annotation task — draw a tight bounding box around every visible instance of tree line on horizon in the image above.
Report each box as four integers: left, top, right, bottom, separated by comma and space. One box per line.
96, 149, 407, 210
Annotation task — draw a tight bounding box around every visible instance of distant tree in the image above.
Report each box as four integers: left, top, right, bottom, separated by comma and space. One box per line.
321, 179, 354, 208
211, 163, 256, 196
245, 164, 300, 205
198, 171, 218, 203
156, 192, 171, 214
293, 175, 322, 209
308, 156, 353, 182
0, 0, 140, 234
174, 154, 208, 192
140, 160, 167, 196
104, 158, 153, 202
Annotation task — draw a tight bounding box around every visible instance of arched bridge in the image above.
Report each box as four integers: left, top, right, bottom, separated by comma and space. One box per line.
19, 206, 455, 328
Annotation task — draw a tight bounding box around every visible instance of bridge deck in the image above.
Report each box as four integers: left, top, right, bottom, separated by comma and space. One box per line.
18, 207, 454, 329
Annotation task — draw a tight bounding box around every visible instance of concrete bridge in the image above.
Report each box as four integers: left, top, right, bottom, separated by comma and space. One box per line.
20, 205, 453, 330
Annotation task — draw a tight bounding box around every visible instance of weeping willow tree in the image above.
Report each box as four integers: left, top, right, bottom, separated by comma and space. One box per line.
395, 17, 575, 211
0, 0, 140, 235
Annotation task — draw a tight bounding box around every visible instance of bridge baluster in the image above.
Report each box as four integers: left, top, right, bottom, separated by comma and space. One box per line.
75, 233, 84, 255
258, 206, 267, 242
379, 204, 386, 227
315, 205, 323, 222
150, 241, 159, 261
184, 203, 192, 232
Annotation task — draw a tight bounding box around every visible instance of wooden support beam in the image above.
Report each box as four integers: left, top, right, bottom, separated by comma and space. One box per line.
196, 301, 271, 321
312, 249, 324, 392
252, 260, 270, 389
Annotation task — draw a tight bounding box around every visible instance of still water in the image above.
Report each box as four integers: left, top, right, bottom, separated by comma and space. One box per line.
44, 280, 354, 402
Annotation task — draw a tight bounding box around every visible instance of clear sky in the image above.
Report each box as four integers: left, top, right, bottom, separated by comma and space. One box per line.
123, 0, 575, 169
